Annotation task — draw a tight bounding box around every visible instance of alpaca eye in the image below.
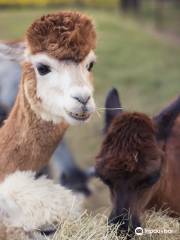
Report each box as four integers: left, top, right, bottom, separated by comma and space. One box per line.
37, 63, 51, 75
137, 170, 161, 189
87, 61, 94, 72
40, 229, 56, 236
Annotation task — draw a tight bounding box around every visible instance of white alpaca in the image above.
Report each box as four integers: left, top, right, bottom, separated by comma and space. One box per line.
0, 171, 83, 240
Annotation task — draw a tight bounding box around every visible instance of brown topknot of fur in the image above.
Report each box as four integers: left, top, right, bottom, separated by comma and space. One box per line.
26, 11, 96, 62
96, 112, 161, 178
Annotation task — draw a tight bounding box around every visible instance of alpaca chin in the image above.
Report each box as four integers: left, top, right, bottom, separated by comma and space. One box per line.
63, 109, 92, 125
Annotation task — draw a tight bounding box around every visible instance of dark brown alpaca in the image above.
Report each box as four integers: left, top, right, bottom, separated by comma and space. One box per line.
96, 88, 180, 235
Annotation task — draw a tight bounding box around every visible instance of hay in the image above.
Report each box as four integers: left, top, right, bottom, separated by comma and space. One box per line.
53, 210, 180, 240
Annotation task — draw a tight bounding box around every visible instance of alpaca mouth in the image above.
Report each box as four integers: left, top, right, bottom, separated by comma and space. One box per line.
65, 109, 90, 121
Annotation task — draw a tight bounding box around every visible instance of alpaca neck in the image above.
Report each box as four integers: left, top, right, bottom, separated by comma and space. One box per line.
148, 117, 180, 214
0, 78, 68, 181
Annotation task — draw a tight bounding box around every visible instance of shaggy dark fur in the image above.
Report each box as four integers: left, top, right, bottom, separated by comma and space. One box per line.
96, 89, 180, 236
26, 11, 96, 62
96, 112, 162, 177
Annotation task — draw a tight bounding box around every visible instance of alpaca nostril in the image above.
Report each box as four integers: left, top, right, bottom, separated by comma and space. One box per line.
72, 95, 90, 105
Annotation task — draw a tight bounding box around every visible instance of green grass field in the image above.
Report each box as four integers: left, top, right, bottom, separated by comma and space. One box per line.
0, 6, 180, 210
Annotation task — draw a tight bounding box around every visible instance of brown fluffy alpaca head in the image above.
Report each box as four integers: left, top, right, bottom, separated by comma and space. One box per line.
96, 110, 163, 234
96, 88, 180, 234
96, 112, 161, 177
96, 88, 180, 180
0, 11, 97, 125
26, 11, 96, 62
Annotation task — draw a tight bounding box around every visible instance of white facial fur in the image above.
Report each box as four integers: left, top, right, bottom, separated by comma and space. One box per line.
27, 51, 96, 125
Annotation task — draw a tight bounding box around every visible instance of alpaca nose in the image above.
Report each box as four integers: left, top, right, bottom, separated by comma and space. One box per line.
72, 95, 90, 106
108, 211, 141, 236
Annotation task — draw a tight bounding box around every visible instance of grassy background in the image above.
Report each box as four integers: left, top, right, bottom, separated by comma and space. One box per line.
0, 7, 180, 213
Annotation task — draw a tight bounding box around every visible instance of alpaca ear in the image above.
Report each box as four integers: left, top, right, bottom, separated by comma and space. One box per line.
0, 41, 26, 62
104, 88, 122, 133
153, 96, 180, 141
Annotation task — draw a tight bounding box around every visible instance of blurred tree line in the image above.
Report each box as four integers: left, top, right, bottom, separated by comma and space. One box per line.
0, 0, 179, 13
0, 0, 118, 8
120, 0, 140, 12
0, 0, 179, 36
119, 0, 180, 36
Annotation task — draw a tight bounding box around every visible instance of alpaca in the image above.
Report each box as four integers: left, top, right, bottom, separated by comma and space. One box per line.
0, 56, 20, 110
0, 11, 96, 181
0, 57, 94, 195
96, 88, 180, 234
0, 170, 82, 240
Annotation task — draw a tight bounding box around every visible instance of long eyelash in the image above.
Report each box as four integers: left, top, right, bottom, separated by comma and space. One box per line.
137, 170, 161, 189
